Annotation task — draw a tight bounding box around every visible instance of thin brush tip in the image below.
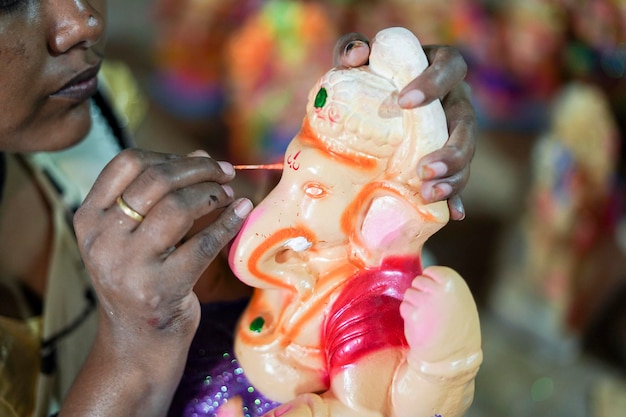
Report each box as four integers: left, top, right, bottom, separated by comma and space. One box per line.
233, 163, 284, 170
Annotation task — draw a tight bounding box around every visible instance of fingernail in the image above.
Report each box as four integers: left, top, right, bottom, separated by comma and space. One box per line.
222, 185, 234, 198
188, 149, 210, 157
234, 198, 253, 218
450, 197, 465, 220
419, 162, 447, 180
424, 182, 452, 202
398, 89, 425, 108
218, 161, 234, 176
343, 40, 370, 66
345, 40, 366, 54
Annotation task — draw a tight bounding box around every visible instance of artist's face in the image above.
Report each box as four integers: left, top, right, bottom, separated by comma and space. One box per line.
0, 0, 107, 152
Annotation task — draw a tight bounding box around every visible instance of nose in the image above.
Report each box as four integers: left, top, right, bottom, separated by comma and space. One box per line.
47, 0, 105, 55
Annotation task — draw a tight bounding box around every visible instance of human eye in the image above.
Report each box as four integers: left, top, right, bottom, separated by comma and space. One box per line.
0, 0, 25, 13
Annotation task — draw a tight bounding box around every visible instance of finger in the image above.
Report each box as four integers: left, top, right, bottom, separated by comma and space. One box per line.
118, 156, 235, 222
333, 32, 370, 68
114, 194, 147, 229
75, 149, 173, 236
417, 82, 476, 183
398, 45, 467, 108
419, 167, 469, 222
137, 181, 236, 253
167, 198, 253, 288
411, 275, 440, 293
400, 289, 420, 318
420, 165, 470, 203
82, 149, 183, 210
447, 194, 466, 221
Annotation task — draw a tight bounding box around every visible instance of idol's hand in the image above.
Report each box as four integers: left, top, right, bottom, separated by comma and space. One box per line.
334, 34, 476, 221
64, 149, 252, 417
400, 266, 481, 364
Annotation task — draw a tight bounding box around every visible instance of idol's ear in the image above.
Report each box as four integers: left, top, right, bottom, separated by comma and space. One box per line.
349, 188, 436, 267
350, 186, 446, 268
360, 193, 417, 251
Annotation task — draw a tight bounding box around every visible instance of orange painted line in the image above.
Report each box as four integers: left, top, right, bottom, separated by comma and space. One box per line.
247, 227, 318, 290
283, 263, 359, 342
299, 118, 378, 171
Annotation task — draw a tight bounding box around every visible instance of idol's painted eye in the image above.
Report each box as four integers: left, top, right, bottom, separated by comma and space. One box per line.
304, 182, 329, 199
314, 87, 328, 108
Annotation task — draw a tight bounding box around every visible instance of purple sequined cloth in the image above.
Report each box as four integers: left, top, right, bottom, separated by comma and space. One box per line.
167, 300, 281, 417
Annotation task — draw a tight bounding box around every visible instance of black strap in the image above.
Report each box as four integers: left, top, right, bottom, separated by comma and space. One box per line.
40, 288, 97, 375
92, 89, 134, 149
0, 152, 5, 204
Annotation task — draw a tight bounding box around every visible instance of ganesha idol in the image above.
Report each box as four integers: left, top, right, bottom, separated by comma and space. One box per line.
228, 27, 482, 417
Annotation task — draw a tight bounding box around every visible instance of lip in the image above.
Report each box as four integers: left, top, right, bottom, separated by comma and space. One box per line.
50, 64, 101, 102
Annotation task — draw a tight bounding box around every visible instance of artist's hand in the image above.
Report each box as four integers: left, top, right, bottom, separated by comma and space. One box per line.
64, 149, 252, 417
334, 33, 476, 221
75, 148, 252, 341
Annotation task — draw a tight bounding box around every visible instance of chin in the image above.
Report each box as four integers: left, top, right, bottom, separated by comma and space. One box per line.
27, 102, 93, 152
51, 123, 92, 151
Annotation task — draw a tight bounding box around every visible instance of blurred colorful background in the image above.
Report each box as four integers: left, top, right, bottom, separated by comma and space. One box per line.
106, 1, 626, 416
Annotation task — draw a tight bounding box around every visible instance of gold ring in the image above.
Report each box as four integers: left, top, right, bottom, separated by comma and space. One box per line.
116, 195, 144, 222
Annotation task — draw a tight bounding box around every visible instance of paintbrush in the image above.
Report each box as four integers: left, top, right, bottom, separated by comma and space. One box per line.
233, 163, 284, 171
